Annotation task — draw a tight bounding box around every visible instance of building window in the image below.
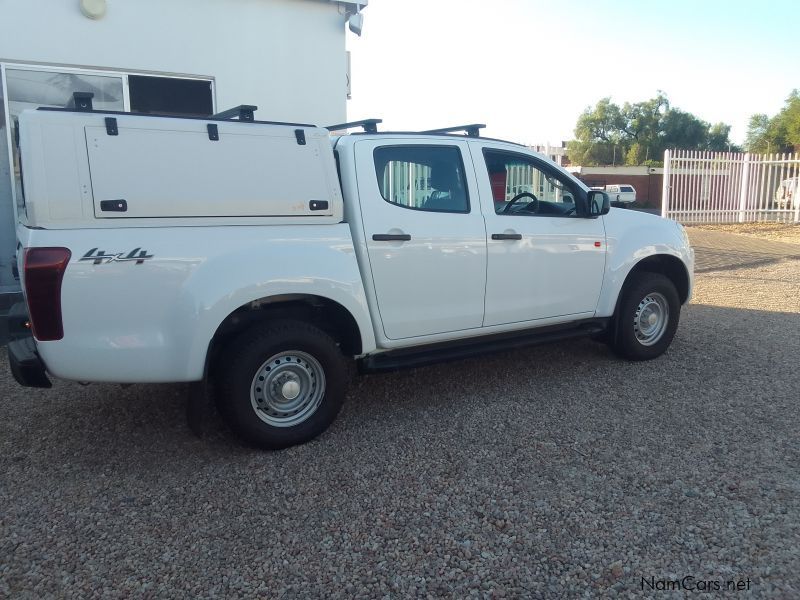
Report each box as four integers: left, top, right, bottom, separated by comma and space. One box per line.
0, 62, 214, 257
6, 69, 124, 112
3, 68, 125, 216
1, 65, 214, 209
128, 75, 213, 117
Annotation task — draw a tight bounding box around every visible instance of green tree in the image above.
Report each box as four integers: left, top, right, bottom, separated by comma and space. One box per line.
707, 123, 738, 152
783, 90, 800, 149
620, 92, 669, 159
567, 98, 626, 165
745, 90, 800, 154
566, 139, 620, 166
625, 142, 646, 166
660, 109, 708, 152
573, 97, 625, 143
745, 114, 771, 153
567, 93, 736, 166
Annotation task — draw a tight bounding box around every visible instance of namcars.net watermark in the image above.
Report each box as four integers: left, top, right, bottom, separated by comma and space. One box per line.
642, 575, 752, 593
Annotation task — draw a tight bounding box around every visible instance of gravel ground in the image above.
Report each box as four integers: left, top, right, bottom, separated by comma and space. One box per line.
1, 236, 799, 598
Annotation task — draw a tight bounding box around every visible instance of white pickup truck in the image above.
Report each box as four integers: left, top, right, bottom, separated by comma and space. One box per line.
7, 105, 694, 448
603, 184, 637, 205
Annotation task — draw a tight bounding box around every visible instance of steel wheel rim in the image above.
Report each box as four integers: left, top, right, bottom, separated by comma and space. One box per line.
633, 292, 669, 346
250, 351, 326, 427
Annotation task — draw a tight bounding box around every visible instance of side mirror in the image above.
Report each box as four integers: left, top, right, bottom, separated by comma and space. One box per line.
587, 190, 610, 217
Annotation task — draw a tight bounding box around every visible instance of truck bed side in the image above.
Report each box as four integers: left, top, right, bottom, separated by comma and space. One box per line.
18, 223, 375, 382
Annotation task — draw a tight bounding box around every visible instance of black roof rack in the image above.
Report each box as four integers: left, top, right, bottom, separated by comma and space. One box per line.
41, 94, 314, 128
324, 119, 489, 138
326, 118, 382, 133
213, 105, 258, 122
67, 91, 95, 112
421, 124, 486, 138
38, 106, 313, 128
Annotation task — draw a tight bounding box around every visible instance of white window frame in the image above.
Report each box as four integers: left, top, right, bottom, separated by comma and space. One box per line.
0, 61, 216, 218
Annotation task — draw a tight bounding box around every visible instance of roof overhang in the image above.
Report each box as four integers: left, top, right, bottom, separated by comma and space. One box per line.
329, 0, 367, 14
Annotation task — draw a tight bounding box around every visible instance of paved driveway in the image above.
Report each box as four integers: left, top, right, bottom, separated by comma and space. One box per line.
690, 228, 800, 273
1, 231, 798, 598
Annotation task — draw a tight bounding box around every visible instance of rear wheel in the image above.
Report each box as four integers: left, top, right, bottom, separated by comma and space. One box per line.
215, 321, 348, 449
611, 272, 680, 361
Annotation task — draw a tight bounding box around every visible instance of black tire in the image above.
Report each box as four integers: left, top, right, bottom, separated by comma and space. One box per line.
611, 272, 680, 361
215, 320, 348, 449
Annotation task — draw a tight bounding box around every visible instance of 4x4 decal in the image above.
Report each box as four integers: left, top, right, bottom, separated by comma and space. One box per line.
79, 247, 153, 265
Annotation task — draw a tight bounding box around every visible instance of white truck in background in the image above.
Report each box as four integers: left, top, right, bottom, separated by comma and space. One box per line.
774, 177, 797, 209
7, 104, 694, 449
604, 184, 637, 204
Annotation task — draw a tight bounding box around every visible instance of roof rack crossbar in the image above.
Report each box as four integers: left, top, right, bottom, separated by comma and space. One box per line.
326, 118, 382, 133
213, 105, 258, 122
67, 91, 95, 112
37, 106, 315, 128
421, 124, 486, 138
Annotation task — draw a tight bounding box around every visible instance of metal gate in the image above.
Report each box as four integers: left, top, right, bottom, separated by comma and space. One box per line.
661, 150, 800, 223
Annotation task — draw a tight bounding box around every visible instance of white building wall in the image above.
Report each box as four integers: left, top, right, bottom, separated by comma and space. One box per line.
528, 144, 567, 167
0, 0, 355, 302
0, 0, 349, 125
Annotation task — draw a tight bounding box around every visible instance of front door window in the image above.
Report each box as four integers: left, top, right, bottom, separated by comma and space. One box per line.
484, 149, 578, 217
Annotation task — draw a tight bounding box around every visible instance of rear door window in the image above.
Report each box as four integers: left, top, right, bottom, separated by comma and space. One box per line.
373, 145, 469, 213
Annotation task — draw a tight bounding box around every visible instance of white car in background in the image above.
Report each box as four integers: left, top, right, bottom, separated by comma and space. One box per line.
605, 184, 637, 204
774, 178, 797, 210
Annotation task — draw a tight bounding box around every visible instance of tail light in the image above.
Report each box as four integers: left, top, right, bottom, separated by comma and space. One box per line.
23, 247, 71, 341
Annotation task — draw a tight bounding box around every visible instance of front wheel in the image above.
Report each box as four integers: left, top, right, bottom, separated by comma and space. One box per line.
611, 272, 680, 361
215, 321, 348, 449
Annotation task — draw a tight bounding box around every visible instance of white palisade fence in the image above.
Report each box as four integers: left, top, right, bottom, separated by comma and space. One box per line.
661, 150, 800, 223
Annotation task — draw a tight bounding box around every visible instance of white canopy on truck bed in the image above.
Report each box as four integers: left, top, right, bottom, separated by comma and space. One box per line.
18, 109, 343, 228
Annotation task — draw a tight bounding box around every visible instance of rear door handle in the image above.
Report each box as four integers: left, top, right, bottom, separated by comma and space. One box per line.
491, 233, 522, 240
372, 234, 411, 241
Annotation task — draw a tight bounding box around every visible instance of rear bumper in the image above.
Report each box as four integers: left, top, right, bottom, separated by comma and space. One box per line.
8, 336, 52, 388
5, 301, 52, 388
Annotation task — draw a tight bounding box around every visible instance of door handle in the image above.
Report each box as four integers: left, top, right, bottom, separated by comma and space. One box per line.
491, 233, 522, 240
372, 234, 411, 241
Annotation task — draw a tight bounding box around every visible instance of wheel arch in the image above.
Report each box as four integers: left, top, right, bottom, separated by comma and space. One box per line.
613, 254, 690, 319
205, 294, 364, 378
624, 254, 690, 304
607, 258, 685, 360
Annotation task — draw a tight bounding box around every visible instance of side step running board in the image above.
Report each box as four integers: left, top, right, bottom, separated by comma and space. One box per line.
358, 319, 608, 374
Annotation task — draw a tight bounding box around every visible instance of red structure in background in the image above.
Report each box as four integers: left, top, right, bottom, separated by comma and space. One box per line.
489, 172, 506, 201
570, 169, 665, 210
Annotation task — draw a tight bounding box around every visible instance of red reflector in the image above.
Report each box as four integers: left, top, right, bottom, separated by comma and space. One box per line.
24, 247, 71, 341
594, 241, 602, 247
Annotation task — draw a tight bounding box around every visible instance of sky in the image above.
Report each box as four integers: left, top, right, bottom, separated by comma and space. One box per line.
346, 0, 800, 147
